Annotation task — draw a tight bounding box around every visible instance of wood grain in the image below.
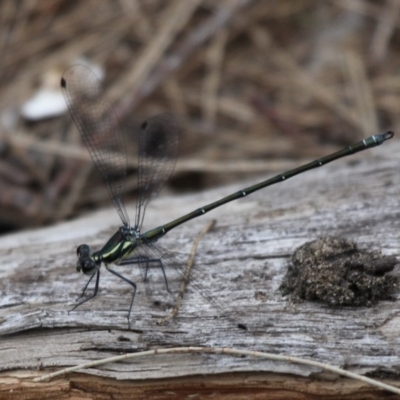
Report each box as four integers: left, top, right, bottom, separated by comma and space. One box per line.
0, 140, 399, 398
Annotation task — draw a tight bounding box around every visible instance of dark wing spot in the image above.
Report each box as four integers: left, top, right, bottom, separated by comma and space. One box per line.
141, 120, 148, 130
60, 77, 66, 88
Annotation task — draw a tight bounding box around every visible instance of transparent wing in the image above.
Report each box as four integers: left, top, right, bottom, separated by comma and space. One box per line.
61, 64, 129, 226
135, 113, 179, 230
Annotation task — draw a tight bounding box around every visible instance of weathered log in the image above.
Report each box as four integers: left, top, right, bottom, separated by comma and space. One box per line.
0, 140, 399, 399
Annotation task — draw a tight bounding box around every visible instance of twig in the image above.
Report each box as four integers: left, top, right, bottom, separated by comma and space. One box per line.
32, 346, 400, 395
369, 0, 400, 64
9, 129, 340, 174
115, 0, 254, 116
342, 51, 378, 137
157, 219, 216, 325
202, 29, 229, 125
108, 0, 202, 104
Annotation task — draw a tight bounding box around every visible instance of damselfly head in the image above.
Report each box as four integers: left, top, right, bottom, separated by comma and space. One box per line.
77, 244, 91, 257
76, 244, 97, 275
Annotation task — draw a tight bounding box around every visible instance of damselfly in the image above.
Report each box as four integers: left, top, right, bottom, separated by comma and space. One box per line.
61, 64, 394, 325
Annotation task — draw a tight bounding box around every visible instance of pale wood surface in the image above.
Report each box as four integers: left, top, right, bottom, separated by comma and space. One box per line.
0, 140, 399, 398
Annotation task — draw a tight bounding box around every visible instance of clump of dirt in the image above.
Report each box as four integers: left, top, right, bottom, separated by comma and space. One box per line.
280, 236, 399, 306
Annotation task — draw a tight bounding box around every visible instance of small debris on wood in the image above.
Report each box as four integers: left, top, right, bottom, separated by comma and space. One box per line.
280, 236, 399, 306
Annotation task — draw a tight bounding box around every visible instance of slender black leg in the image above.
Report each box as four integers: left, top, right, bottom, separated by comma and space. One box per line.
147, 258, 170, 293
77, 272, 96, 299
106, 266, 137, 328
119, 256, 170, 293
69, 270, 100, 312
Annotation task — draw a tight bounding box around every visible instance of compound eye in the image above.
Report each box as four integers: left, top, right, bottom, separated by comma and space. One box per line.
77, 244, 91, 257
77, 257, 97, 275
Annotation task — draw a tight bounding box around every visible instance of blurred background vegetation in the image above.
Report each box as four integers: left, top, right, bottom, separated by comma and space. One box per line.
0, 0, 399, 233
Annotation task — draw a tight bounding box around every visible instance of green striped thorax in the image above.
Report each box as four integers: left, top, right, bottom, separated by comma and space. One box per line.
76, 225, 141, 275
